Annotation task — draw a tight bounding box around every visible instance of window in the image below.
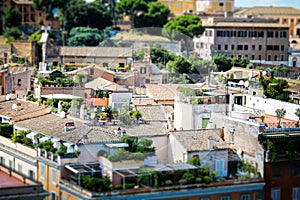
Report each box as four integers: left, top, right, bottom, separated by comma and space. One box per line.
273, 45, 280, 51
251, 55, 255, 60
17, 79, 21, 86
267, 31, 274, 37
280, 31, 287, 38
173, 3, 178, 9
18, 164, 22, 173
29, 170, 35, 179
268, 55, 272, 61
218, 45, 221, 50
0, 157, 4, 165
231, 45, 235, 50
224, 31, 229, 37
293, 163, 300, 176
50, 192, 57, 200
293, 187, 300, 200
52, 168, 57, 184
267, 45, 273, 51
200, 198, 210, 200
271, 188, 280, 200
219, 2, 224, 6
140, 67, 146, 74
280, 54, 284, 61
220, 195, 231, 200
61, 195, 68, 200
258, 31, 264, 37
225, 45, 228, 50
244, 45, 248, 51
9, 160, 12, 169
275, 31, 279, 38
274, 55, 278, 61
252, 45, 255, 50
281, 45, 284, 51
240, 194, 251, 200
103, 63, 108, 68
238, 31, 243, 37
237, 45, 243, 50
272, 165, 281, 178
259, 45, 262, 50
90, 68, 94, 75
215, 160, 225, 176
40, 163, 45, 180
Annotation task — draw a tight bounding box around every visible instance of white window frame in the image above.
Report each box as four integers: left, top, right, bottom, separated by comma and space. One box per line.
271, 188, 280, 200
293, 187, 300, 200
220, 195, 231, 200
240, 193, 251, 200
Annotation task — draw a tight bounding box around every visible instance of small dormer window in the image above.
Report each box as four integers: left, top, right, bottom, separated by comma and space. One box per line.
17, 79, 21, 86
140, 67, 146, 74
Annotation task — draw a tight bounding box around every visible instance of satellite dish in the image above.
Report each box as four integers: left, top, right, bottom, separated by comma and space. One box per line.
237, 148, 243, 155
238, 80, 244, 86
12, 104, 17, 110
60, 111, 66, 118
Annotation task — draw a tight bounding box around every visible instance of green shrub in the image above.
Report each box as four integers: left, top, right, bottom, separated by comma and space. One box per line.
113, 184, 123, 190
203, 176, 212, 184
0, 123, 13, 138
182, 172, 195, 184
57, 145, 67, 156
125, 183, 135, 189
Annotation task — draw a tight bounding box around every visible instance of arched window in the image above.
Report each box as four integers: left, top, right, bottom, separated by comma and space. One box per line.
293, 57, 298, 67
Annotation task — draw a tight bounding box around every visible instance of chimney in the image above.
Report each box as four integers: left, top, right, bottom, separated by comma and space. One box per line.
65, 122, 75, 132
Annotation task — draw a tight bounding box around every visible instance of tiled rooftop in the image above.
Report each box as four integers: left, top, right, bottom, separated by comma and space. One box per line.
60, 46, 132, 57
0, 100, 50, 119
171, 129, 227, 151
15, 113, 121, 144
136, 105, 168, 121
235, 6, 300, 16
85, 77, 129, 91
104, 121, 168, 137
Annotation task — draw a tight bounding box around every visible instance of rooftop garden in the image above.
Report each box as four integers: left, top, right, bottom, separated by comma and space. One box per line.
76, 157, 261, 193
0, 123, 79, 160
102, 136, 155, 162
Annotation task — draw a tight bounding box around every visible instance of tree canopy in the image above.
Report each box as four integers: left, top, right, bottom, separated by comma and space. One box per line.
135, 2, 170, 28
3, 6, 22, 29
162, 15, 205, 40
166, 56, 192, 74
67, 27, 102, 46
212, 54, 232, 72
58, 0, 112, 31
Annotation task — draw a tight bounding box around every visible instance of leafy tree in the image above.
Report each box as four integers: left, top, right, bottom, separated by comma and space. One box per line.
135, 2, 170, 28
162, 15, 205, 57
168, 73, 195, 84
212, 54, 232, 72
150, 48, 175, 67
3, 27, 22, 40
189, 55, 217, 74
116, 0, 148, 28
232, 57, 250, 68
295, 108, 300, 126
128, 110, 142, 120
275, 108, 286, 126
189, 157, 200, 166
68, 27, 102, 46
3, 6, 21, 29
58, 0, 112, 31
166, 56, 192, 74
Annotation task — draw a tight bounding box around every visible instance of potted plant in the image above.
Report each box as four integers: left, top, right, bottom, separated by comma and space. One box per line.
275, 108, 286, 128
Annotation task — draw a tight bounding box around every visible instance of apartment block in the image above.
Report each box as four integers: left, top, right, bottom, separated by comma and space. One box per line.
194, 18, 290, 65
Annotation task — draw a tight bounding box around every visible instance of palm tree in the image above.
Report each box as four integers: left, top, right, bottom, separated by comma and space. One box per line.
103, 106, 114, 122
295, 108, 300, 127
275, 108, 286, 127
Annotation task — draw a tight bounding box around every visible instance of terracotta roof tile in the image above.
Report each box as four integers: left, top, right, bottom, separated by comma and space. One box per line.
0, 100, 50, 119
171, 129, 227, 151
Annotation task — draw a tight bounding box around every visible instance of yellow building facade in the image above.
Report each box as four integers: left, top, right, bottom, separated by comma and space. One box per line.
159, 0, 234, 15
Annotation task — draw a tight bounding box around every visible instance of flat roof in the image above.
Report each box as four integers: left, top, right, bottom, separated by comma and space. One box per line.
0, 170, 28, 188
